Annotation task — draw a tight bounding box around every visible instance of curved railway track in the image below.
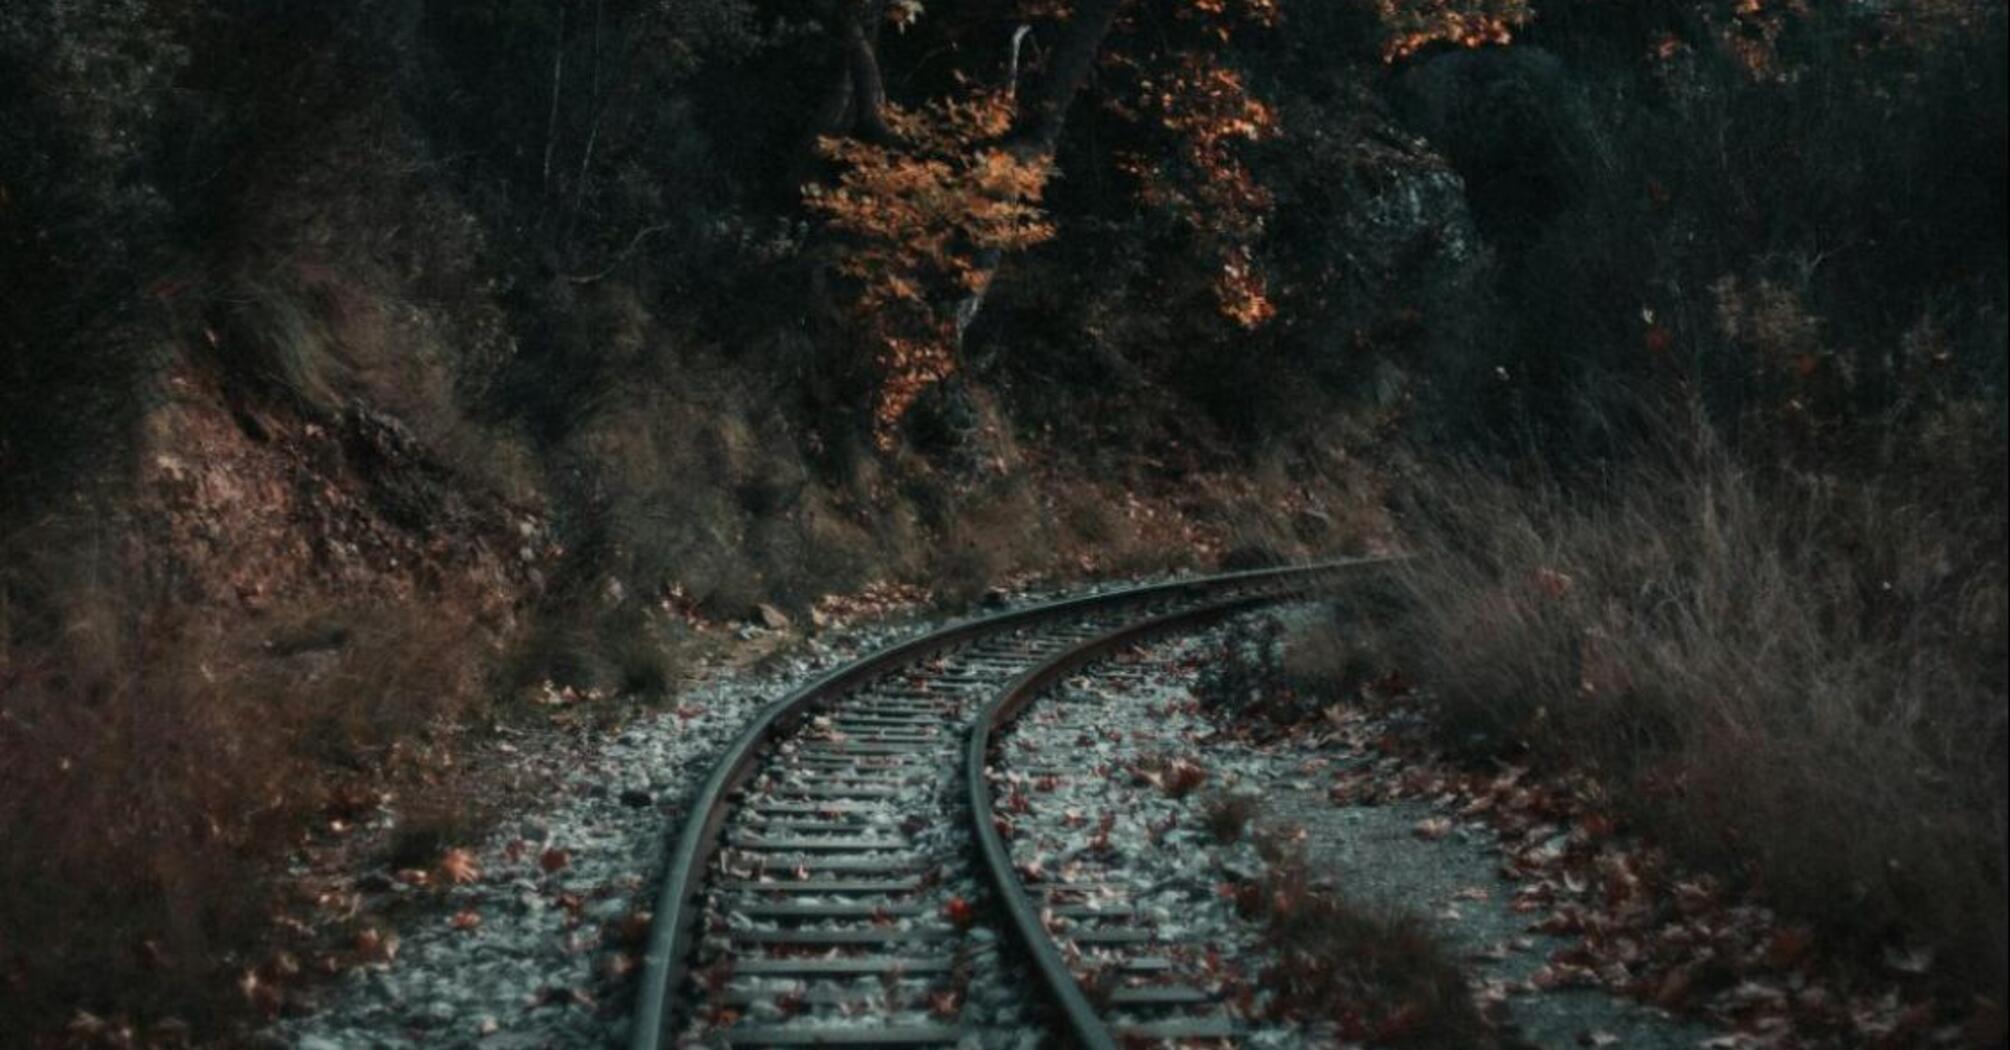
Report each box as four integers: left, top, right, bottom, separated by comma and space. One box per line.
630, 561, 1392, 1049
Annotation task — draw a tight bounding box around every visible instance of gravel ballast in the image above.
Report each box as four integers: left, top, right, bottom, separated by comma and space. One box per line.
274, 590, 1720, 1049
275, 619, 936, 1049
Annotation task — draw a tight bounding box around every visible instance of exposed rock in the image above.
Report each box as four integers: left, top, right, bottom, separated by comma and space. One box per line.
751, 602, 791, 630
1267, 74, 1485, 392
1395, 46, 1596, 241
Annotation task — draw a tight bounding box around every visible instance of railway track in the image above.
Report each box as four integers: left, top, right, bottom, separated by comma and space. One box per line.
630, 561, 1391, 1049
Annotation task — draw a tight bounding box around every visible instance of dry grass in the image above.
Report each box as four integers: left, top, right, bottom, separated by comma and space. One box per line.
1378, 432, 2008, 998
1196, 610, 1399, 732
1198, 791, 1264, 843
0, 543, 493, 1036
1129, 751, 1212, 799
1235, 835, 1498, 1047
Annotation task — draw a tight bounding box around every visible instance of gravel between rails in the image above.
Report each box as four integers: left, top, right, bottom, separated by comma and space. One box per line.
992, 629, 1315, 1046
675, 637, 1066, 1050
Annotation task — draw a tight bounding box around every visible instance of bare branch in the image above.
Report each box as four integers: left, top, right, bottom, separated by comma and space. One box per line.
561, 224, 673, 285
541, 2, 567, 196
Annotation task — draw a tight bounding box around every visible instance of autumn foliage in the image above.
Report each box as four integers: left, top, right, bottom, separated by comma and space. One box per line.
1114, 51, 1281, 328
1375, 0, 1530, 61
805, 0, 1294, 445
806, 88, 1055, 446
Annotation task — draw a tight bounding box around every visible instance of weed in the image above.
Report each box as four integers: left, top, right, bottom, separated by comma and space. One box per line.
1198, 791, 1263, 844
1129, 752, 1210, 799
1238, 842, 1497, 1047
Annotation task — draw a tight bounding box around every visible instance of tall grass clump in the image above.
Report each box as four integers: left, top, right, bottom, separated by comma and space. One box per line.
1383, 426, 2007, 998
0, 524, 494, 1036
1232, 836, 1499, 1048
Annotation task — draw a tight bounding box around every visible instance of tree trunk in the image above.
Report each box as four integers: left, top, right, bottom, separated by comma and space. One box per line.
953, 0, 1125, 342
1012, 0, 1124, 156
842, 1, 896, 143
791, 0, 892, 195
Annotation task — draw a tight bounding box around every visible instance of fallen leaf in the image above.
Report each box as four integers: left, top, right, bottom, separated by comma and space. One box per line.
1413, 816, 1454, 840
353, 927, 400, 963
1765, 926, 1812, 968
615, 910, 653, 946
440, 848, 480, 885
1654, 965, 1694, 1008
942, 896, 975, 930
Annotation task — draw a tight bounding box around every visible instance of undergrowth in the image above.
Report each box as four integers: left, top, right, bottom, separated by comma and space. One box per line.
0, 533, 495, 1036
1205, 416, 2008, 1010
1235, 833, 1499, 1048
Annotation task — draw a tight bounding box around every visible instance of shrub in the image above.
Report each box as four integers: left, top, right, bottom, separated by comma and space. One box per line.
1197, 607, 1398, 729
1237, 838, 1497, 1047
1381, 431, 2008, 998
0, 530, 494, 1035
1198, 791, 1263, 843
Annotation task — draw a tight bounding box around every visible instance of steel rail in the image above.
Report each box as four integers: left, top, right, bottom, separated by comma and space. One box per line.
628, 559, 1389, 1050
963, 591, 1315, 1049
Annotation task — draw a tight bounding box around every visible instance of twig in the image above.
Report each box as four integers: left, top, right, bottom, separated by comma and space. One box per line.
562, 224, 673, 285
542, 2, 567, 195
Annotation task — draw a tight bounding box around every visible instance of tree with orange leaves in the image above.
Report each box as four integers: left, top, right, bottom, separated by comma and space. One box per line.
801, 0, 1533, 447
1376, 0, 1531, 61
804, 88, 1058, 442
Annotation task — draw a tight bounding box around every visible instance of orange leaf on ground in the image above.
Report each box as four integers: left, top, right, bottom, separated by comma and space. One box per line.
942, 896, 975, 930
439, 848, 479, 885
